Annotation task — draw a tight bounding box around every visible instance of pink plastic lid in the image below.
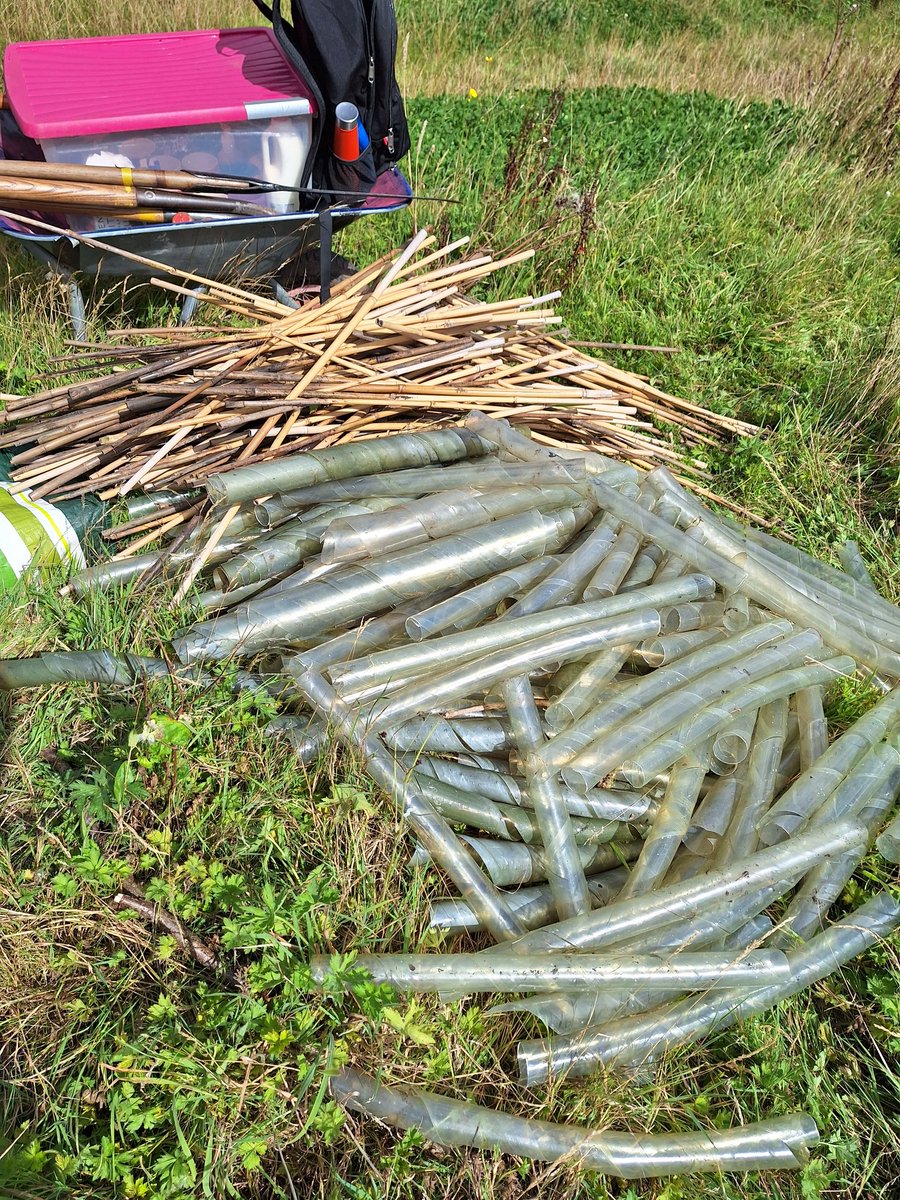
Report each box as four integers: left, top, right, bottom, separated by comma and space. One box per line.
4, 27, 316, 140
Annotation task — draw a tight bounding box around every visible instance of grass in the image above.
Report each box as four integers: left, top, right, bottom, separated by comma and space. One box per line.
1, 0, 900, 1198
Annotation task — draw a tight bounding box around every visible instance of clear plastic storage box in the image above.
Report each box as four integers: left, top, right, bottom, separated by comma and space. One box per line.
3, 27, 317, 228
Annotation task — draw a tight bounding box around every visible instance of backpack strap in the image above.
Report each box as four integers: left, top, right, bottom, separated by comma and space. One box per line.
248, 0, 325, 188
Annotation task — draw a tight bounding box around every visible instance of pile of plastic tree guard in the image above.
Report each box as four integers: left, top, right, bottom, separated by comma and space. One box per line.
3, 414, 900, 1182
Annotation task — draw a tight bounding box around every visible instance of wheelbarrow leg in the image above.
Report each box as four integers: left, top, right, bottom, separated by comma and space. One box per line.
67, 280, 88, 343
272, 281, 301, 310
177, 285, 207, 326
318, 209, 334, 304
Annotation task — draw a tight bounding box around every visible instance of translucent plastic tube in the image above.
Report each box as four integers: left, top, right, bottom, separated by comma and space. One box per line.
795, 686, 828, 774
370, 610, 661, 730
65, 528, 251, 595
215, 529, 322, 591
404, 756, 655, 822
464, 411, 560, 461
562, 629, 822, 792
712, 708, 759, 771
501, 504, 632, 617
630, 629, 722, 668
742, 537, 900, 651
653, 549, 689, 584
538, 621, 792, 772
174, 504, 590, 663
583, 526, 644, 600
0, 650, 208, 691
503, 674, 591, 918
331, 575, 715, 695
413, 834, 639, 888
291, 666, 526, 943
724, 593, 750, 631
321, 484, 587, 565
124, 487, 201, 521
429, 886, 556, 934
482, 819, 865, 954
66, 551, 168, 594
409, 773, 546, 843
466, 411, 633, 482
714, 697, 788, 863
497, 915, 749, 1033
624, 878, 790, 957
264, 556, 342, 596
254, 460, 590, 525
739, 522, 865, 595
775, 734, 802, 796
384, 716, 513, 756
288, 598, 434, 672
407, 557, 559, 640
589, 475, 900, 678
330, 1067, 819, 1176
662, 848, 711, 886
543, 643, 635, 731
616, 751, 708, 901
616, 656, 854, 790
683, 771, 743, 858
807, 740, 900, 827
205, 427, 490, 507
837, 540, 875, 590
759, 685, 900, 844
545, 659, 592, 698
776, 746, 900, 941
620, 526, 667, 591
650, 469, 893, 620
428, 868, 630, 934
319, 949, 791, 995
0, 649, 282, 699
674, 480, 900, 668
876, 808, 900, 863
516, 891, 900, 1082
487, 986, 686, 1037
197, 576, 277, 613
410, 772, 628, 847
213, 497, 405, 592
658, 601, 726, 633
265, 714, 329, 764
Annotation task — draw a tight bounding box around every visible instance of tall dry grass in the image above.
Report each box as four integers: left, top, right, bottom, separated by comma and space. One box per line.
2, 0, 897, 119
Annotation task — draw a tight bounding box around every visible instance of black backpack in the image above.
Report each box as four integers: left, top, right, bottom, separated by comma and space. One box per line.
250, 0, 410, 197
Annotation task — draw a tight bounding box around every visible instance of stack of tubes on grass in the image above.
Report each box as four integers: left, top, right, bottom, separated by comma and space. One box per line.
4, 435, 900, 1174
0, 228, 756, 514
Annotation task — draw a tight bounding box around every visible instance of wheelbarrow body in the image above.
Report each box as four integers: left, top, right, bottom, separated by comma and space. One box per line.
0, 163, 411, 278
0, 164, 412, 330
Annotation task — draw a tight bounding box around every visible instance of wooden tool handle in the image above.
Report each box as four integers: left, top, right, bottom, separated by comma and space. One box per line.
0, 176, 140, 208
0, 159, 250, 193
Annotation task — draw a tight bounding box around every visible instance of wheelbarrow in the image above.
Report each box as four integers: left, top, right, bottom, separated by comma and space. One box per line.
0, 164, 413, 337
0, 26, 414, 334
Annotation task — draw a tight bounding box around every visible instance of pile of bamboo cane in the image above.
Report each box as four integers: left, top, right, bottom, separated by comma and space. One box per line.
0, 228, 756, 523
